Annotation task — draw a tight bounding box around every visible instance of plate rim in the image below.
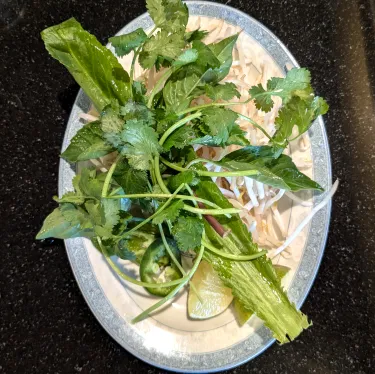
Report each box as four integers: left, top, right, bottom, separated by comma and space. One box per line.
58, 1, 332, 372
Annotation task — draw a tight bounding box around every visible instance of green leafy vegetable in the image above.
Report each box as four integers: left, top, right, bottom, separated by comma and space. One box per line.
61, 121, 114, 162
152, 200, 184, 224
113, 160, 149, 194
217, 145, 323, 191
185, 29, 208, 43
249, 68, 311, 112
172, 216, 204, 251
168, 170, 199, 191
109, 28, 148, 56
41, 18, 131, 111
139, 30, 185, 69
204, 82, 241, 101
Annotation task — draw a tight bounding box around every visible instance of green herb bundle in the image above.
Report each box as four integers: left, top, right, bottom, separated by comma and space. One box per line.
37, 0, 328, 344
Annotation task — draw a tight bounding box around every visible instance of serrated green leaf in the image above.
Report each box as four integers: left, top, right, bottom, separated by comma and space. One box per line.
272, 96, 329, 151
217, 145, 323, 191
204, 82, 241, 101
163, 73, 201, 112
120, 101, 155, 123
113, 159, 149, 194
146, 0, 188, 33
249, 68, 312, 112
120, 121, 162, 170
139, 30, 185, 69
163, 125, 197, 150
109, 28, 148, 56
78, 168, 106, 199
61, 121, 114, 162
152, 200, 184, 224
168, 170, 199, 191
101, 107, 124, 133
41, 18, 130, 111
172, 216, 204, 251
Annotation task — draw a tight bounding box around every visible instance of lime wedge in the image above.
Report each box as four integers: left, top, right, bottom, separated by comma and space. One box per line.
188, 260, 233, 319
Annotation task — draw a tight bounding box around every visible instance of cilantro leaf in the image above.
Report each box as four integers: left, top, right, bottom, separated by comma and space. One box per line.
168, 170, 199, 192
109, 28, 148, 57
101, 107, 125, 133
61, 121, 114, 163
120, 101, 155, 123
172, 216, 204, 251
272, 96, 329, 153
101, 199, 121, 232
41, 18, 130, 111
204, 82, 240, 101
163, 73, 202, 112
78, 168, 107, 199
192, 107, 239, 146
156, 111, 179, 134
217, 145, 323, 191
132, 81, 147, 103
152, 200, 184, 224
163, 125, 196, 150
120, 121, 162, 170
146, 0, 188, 33
185, 29, 208, 43
139, 30, 185, 69
113, 159, 149, 194
249, 68, 312, 112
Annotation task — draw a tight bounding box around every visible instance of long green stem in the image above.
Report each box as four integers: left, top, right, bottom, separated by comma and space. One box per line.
160, 157, 259, 178
183, 206, 241, 216
154, 155, 170, 194
123, 184, 184, 238
102, 154, 122, 198
238, 113, 272, 140
159, 112, 203, 146
106, 193, 223, 210
132, 241, 205, 323
158, 224, 202, 302
147, 68, 173, 108
98, 238, 185, 288
202, 239, 267, 261
129, 26, 157, 97
176, 100, 250, 116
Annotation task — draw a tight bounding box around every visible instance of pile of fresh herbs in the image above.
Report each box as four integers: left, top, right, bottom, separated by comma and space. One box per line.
36, 0, 328, 343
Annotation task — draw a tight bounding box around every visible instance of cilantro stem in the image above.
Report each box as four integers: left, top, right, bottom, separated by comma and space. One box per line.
105, 193, 223, 210
176, 100, 250, 116
183, 206, 241, 216
159, 112, 203, 146
202, 239, 267, 261
131, 241, 205, 323
123, 183, 184, 238
154, 155, 170, 194
98, 237, 185, 288
160, 156, 259, 178
101, 154, 122, 198
158, 224, 203, 303
129, 26, 157, 97
237, 113, 272, 140
147, 68, 173, 108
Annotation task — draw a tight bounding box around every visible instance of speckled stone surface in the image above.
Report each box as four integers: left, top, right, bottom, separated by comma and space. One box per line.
0, 0, 374, 373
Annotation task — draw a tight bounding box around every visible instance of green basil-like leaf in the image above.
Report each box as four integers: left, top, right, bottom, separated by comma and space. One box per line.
217, 145, 323, 191
41, 18, 131, 111
61, 121, 114, 162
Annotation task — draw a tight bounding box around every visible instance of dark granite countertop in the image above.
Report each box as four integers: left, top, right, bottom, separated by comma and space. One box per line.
1, 0, 374, 373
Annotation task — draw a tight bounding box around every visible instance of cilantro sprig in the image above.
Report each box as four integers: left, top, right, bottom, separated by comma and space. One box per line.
38, 0, 329, 343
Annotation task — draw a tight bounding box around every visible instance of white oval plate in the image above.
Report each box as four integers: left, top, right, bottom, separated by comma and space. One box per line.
59, 1, 332, 372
